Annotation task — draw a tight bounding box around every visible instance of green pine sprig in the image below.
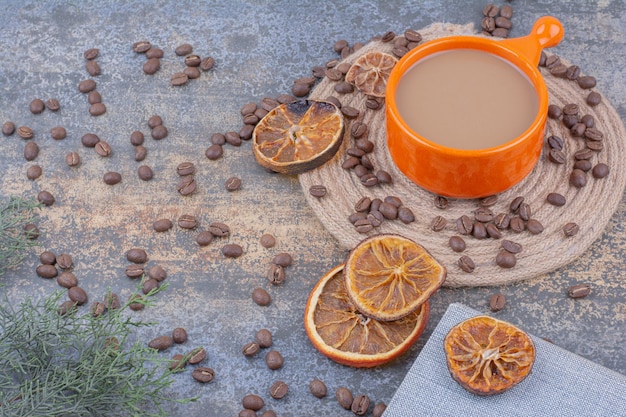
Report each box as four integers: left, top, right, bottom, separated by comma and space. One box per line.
0, 196, 41, 277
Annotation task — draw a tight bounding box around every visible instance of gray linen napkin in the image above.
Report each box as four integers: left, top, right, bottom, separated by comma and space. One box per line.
384, 303, 626, 417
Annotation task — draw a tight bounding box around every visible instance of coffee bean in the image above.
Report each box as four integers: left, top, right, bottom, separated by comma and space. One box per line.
456, 215, 473, 235
242, 342, 260, 357
153, 218, 173, 232
178, 215, 197, 229
268, 264, 286, 285
574, 159, 592, 172
568, 283, 591, 299
78, 79, 97, 93
224, 176, 242, 191
458, 255, 475, 273
175, 43, 193, 56
129, 294, 145, 311
584, 127, 603, 141
128, 131, 144, 146
372, 402, 387, 417
2, 121, 15, 136
171, 72, 188, 86
223, 244, 243, 258
518, 203, 531, 221
196, 231, 213, 246
37, 190, 55, 206
472, 222, 487, 239
151, 124, 168, 140
563, 222, 579, 237
144, 116, 162, 130
562, 114, 578, 129
550, 64, 568, 78
260, 233, 276, 248
573, 148, 593, 161
485, 223, 501, 239
265, 350, 284, 370
394, 206, 414, 224
142, 278, 159, 294
23, 142, 39, 161
569, 169, 587, 188
367, 211, 384, 227
23, 223, 39, 240
492, 28, 509, 37
125, 264, 144, 278
577, 75, 596, 89
94, 141, 112, 157
103, 171, 122, 185
89, 301, 106, 317
586, 91, 601, 106
126, 248, 148, 263
592, 163, 609, 179
474, 207, 494, 223
26, 165, 43, 180
242, 394, 264, 411
46, 98, 61, 111
308, 184, 327, 198
148, 335, 173, 351
309, 379, 327, 398
570, 123, 586, 137
256, 329, 273, 348
481, 16, 496, 32
84, 48, 99, 60
132, 40, 151, 53
272, 252, 292, 267
29, 98, 45, 114
489, 294, 506, 311
341, 106, 360, 120
379, 202, 398, 220
208, 222, 230, 237
269, 381, 288, 399
171, 327, 187, 344
354, 219, 373, 233
430, 215, 447, 232
54, 253, 72, 270
496, 250, 516, 268
137, 165, 153, 181
546, 135, 563, 151
65, 152, 80, 167
189, 367, 214, 384
37, 264, 58, 278
68, 286, 88, 305
80, 133, 99, 147
58, 300, 77, 315
183, 66, 201, 79
204, 144, 223, 160
147, 265, 167, 282
547, 104, 562, 119
177, 175, 197, 196
509, 216, 525, 233
188, 347, 207, 364
351, 394, 370, 416
40, 251, 56, 265
336, 387, 353, 410
85, 59, 101, 76
547, 192, 566, 206
17, 126, 34, 139
184, 54, 201, 67
526, 219, 544, 234
448, 236, 466, 252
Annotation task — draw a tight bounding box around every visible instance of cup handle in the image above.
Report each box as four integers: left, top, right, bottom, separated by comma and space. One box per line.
500, 16, 564, 66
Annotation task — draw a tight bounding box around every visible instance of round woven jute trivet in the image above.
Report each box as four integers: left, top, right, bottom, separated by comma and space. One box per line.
299, 22, 626, 287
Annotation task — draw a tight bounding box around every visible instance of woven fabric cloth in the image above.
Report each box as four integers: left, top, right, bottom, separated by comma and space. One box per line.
383, 303, 626, 417
299, 22, 626, 287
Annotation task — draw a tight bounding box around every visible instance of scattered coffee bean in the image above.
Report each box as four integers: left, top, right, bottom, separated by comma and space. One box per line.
196, 231, 214, 246
456, 215, 473, 235
568, 283, 591, 299
265, 350, 284, 370
518, 203, 531, 221
81, 133, 100, 147
132, 40, 151, 53
29, 98, 45, 114
37, 190, 55, 206
126, 248, 148, 263
222, 244, 243, 258
184, 54, 201, 67
84, 47, 99, 60
336, 387, 354, 410
569, 169, 587, 188
458, 255, 475, 273
397, 206, 415, 224
574, 159, 592, 172
103, 171, 122, 185
85, 60, 101, 76
65, 152, 80, 167
577, 75, 596, 89
188, 347, 207, 364
379, 202, 398, 220
351, 394, 370, 416
472, 222, 487, 239
94, 141, 112, 157
225, 176, 242, 191
242, 342, 260, 357
208, 222, 229, 237
129, 294, 145, 311
592, 163, 609, 179
78, 79, 97, 93
252, 288, 271, 306
547, 104, 562, 119
90, 301, 106, 317
501, 239, 522, 254
176, 175, 197, 196
27, 165, 43, 180
268, 264, 286, 285
489, 293, 506, 311
309, 379, 327, 398
242, 394, 265, 411
178, 215, 197, 229
142, 278, 159, 294
172, 327, 188, 344
147, 265, 167, 282
153, 218, 173, 232
547, 192, 566, 206
309, 184, 327, 198
2, 121, 15, 136
563, 222, 579, 237
448, 236, 466, 252
372, 402, 387, 417
125, 264, 144, 278
256, 328, 273, 348
184, 66, 201, 79
586, 91, 601, 106
46, 98, 61, 111
37, 264, 58, 278
137, 165, 153, 181
56, 253, 73, 270
192, 367, 215, 383
17, 126, 34, 139
547, 135, 563, 150
496, 250, 516, 268
474, 207, 494, 222
205, 144, 223, 160
58, 300, 77, 315
23, 142, 39, 161
171, 72, 189, 86
526, 219, 544, 234
130, 131, 144, 146
68, 286, 88, 305
260, 233, 276, 248
430, 215, 447, 232
151, 124, 168, 140
40, 251, 56, 265
509, 216, 525, 233
486, 223, 502, 239
148, 335, 174, 351
175, 43, 193, 56
269, 381, 288, 399
272, 252, 292, 267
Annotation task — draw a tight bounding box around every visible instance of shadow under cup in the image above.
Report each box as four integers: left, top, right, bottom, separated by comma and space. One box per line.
386, 32, 555, 199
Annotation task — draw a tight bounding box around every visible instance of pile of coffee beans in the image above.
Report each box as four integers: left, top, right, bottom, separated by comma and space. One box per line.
78, 60, 106, 117
481, 3, 513, 38
147, 327, 212, 382
333, 386, 387, 416
133, 40, 163, 75
176, 161, 197, 196
348, 195, 415, 234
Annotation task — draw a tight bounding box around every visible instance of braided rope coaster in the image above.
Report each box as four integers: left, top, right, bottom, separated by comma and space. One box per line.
299, 22, 626, 287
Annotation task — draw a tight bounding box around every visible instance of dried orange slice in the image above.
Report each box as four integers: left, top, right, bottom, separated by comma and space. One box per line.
344, 234, 446, 321
444, 316, 536, 396
252, 99, 344, 174
304, 264, 429, 368
345, 52, 397, 97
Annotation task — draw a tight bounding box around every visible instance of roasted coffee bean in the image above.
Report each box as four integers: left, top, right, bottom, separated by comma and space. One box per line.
242, 342, 260, 357
55, 253, 72, 270
37, 264, 58, 278
151, 124, 168, 140
29, 98, 45, 114
547, 135, 563, 150
188, 347, 207, 364
84, 47, 99, 60
570, 123, 586, 137
360, 174, 378, 187
509, 216, 525, 233
225, 176, 242, 191
170, 72, 188, 86
380, 30, 396, 42
586, 91, 601, 106
153, 218, 173, 232
472, 222, 487, 239
584, 127, 603, 141
125, 264, 144, 278
147, 265, 167, 282
271, 252, 292, 267
577, 75, 596, 89
351, 394, 370, 416
586, 138, 603, 152
24, 142, 39, 161
434, 195, 449, 210
569, 169, 587, 188
549, 64, 568, 77
562, 114, 578, 129
341, 106, 360, 120
268, 264, 286, 285
495, 16, 512, 29
81, 133, 100, 147
65, 152, 80, 167
547, 104, 562, 119
518, 203, 531, 221
58, 300, 77, 316
265, 350, 284, 370
580, 114, 595, 128
458, 255, 475, 273
37, 190, 55, 206
129, 294, 145, 311
238, 409, 256, 417
149, 335, 173, 351
177, 176, 197, 195
354, 196, 371, 213
501, 239, 522, 254
261, 97, 279, 111
547, 192, 566, 206
309, 184, 327, 198
354, 219, 373, 233
486, 223, 502, 239
565, 65, 581, 80
342, 156, 360, 170
168, 354, 186, 370
481, 16, 495, 32
27, 165, 43, 180
78, 79, 97, 93
489, 293, 506, 311
40, 251, 56, 265
209, 133, 226, 145
142, 278, 159, 294
68, 286, 88, 305
184, 54, 201, 67
548, 149, 566, 166
208, 222, 230, 237
526, 219, 544, 234
372, 402, 387, 417
196, 231, 214, 246
85, 60, 101, 76
184, 66, 201, 79
574, 159, 592, 172
170, 327, 187, 344
132, 40, 151, 53
136, 165, 153, 181
260, 233, 276, 248
191, 367, 215, 384
178, 215, 197, 229
483, 3, 499, 17
392, 45, 409, 57
276, 94, 296, 104
270, 381, 288, 399
256, 328, 272, 348
89, 301, 106, 317
336, 387, 354, 410
94, 141, 112, 157
49, 126, 67, 140
456, 215, 473, 235
46, 98, 60, 111
491, 28, 509, 37
430, 215, 447, 232
145, 47, 164, 59
85, 90, 102, 105
379, 202, 398, 220
573, 148, 593, 161
2, 121, 15, 136
24, 223, 39, 239
174, 43, 193, 56
592, 163, 609, 179
309, 379, 327, 398
404, 29, 422, 43
17, 126, 34, 139
367, 211, 384, 227
205, 144, 223, 160
568, 284, 591, 299
242, 394, 265, 411
347, 147, 366, 158
129, 131, 144, 146
126, 248, 148, 264
103, 171, 122, 185
545, 54, 560, 68
224, 131, 242, 147
292, 82, 310, 97
242, 113, 259, 125
449, 236, 466, 252
480, 195, 498, 207
223, 244, 243, 258
474, 207, 494, 222
563, 222, 579, 237
375, 170, 392, 184
496, 250, 516, 268
383, 196, 402, 207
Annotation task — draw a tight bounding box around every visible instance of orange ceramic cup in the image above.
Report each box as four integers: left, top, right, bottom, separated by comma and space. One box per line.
386, 16, 564, 198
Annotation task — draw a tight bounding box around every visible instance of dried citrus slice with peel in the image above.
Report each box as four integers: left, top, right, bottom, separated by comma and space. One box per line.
444, 315, 536, 396
252, 99, 344, 174
344, 234, 446, 321
345, 52, 397, 97
304, 264, 429, 368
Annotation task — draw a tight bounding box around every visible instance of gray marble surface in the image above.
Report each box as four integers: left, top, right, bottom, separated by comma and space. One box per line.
0, 1, 624, 416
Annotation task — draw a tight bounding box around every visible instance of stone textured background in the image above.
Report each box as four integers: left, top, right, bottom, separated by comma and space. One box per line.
0, 1, 624, 415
